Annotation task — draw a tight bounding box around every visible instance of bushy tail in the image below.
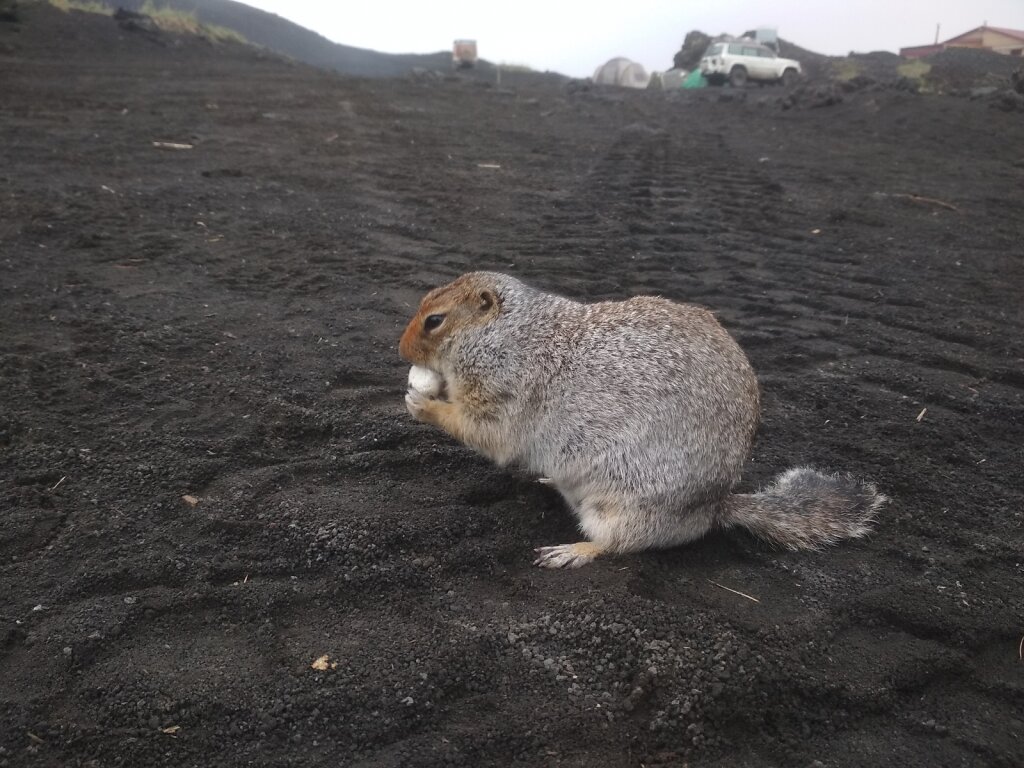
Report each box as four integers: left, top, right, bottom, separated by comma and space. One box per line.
721, 467, 887, 550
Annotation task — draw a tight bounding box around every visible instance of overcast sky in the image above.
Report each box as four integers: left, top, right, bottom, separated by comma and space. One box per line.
238, 0, 1024, 77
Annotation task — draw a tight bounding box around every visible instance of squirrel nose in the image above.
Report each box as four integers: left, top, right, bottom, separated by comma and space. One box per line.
398, 323, 418, 362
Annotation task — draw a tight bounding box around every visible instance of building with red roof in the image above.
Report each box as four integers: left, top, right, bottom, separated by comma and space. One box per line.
901, 25, 1024, 59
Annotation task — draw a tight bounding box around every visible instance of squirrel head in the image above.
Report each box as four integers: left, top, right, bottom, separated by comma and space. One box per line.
399, 273, 504, 366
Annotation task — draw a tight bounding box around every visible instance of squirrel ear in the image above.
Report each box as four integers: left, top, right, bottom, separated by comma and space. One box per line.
478, 289, 499, 313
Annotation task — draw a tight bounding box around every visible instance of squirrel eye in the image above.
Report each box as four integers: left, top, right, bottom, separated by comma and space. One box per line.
423, 314, 446, 332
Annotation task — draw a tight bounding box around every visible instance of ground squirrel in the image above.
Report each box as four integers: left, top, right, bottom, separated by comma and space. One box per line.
399, 272, 886, 568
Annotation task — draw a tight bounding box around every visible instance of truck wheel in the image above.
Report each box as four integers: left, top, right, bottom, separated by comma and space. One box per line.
781, 68, 798, 87
729, 67, 747, 88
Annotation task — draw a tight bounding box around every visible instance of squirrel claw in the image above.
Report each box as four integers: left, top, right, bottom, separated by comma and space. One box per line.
533, 542, 603, 569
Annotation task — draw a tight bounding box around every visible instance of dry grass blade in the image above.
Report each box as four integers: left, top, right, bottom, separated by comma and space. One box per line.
903, 194, 959, 212
707, 579, 760, 603
873, 191, 960, 212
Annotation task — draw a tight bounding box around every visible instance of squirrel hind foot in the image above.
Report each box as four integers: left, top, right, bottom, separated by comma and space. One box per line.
533, 541, 605, 569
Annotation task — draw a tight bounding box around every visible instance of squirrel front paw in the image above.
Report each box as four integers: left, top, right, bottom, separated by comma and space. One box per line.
405, 387, 432, 422
406, 387, 451, 428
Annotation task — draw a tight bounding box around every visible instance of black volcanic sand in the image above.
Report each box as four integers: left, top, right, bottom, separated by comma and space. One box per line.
2, 7, 1023, 768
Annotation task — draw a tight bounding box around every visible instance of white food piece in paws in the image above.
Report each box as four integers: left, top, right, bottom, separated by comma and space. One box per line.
408, 365, 444, 397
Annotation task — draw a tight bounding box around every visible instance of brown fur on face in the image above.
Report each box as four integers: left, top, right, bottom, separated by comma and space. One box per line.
399, 274, 502, 366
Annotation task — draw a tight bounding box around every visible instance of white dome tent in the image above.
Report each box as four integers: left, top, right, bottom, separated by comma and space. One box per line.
592, 57, 650, 88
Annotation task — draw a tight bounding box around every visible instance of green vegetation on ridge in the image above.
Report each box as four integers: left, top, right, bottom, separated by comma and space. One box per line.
138, 0, 246, 44
39, 0, 247, 44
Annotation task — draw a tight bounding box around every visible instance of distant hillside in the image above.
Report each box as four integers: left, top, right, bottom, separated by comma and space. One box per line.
86, 0, 458, 77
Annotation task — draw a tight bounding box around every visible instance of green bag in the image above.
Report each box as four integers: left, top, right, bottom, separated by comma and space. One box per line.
682, 70, 708, 89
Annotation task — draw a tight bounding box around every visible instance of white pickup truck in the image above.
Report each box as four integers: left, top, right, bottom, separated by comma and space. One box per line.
700, 41, 802, 87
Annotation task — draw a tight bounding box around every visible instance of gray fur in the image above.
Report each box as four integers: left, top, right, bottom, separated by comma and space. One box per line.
722, 468, 888, 550
421, 272, 886, 556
